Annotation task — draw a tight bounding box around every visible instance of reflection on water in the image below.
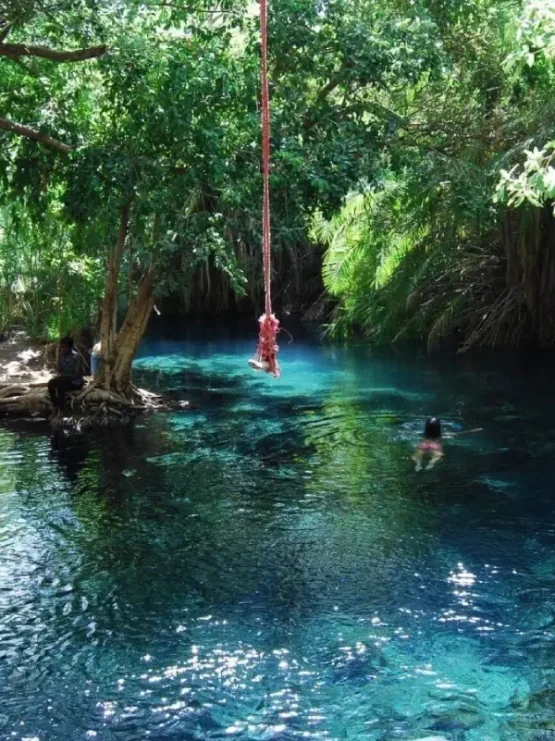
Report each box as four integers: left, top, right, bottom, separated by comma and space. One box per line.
1, 323, 555, 740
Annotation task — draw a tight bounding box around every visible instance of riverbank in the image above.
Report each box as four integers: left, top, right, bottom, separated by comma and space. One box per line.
0, 333, 50, 385
0, 333, 183, 427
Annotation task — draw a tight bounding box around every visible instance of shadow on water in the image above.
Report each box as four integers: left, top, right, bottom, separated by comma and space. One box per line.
49, 430, 91, 486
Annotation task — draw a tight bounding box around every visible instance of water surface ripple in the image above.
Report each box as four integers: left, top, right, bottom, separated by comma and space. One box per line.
1, 328, 554, 741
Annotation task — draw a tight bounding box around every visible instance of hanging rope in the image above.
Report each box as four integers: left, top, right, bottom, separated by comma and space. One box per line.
248, 0, 280, 378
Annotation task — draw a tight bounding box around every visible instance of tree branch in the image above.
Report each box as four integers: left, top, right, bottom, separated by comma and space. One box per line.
156, 3, 238, 12
0, 24, 11, 43
303, 60, 354, 131
0, 116, 72, 153
0, 43, 107, 62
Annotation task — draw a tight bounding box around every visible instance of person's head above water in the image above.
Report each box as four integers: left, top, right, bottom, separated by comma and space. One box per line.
59, 336, 74, 353
425, 417, 441, 439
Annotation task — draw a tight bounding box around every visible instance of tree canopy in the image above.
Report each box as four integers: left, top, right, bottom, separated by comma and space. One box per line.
317, 0, 555, 350
1, 0, 555, 374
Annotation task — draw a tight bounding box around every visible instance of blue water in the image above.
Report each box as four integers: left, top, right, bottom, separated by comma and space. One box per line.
1, 324, 555, 741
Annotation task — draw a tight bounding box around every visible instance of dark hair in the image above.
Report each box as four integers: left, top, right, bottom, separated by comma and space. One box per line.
424, 417, 441, 439
59, 335, 74, 349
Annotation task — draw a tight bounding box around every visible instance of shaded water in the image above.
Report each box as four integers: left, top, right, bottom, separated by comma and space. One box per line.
1, 324, 555, 741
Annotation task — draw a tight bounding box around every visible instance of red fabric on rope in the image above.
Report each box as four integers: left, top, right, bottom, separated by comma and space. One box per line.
250, 0, 280, 378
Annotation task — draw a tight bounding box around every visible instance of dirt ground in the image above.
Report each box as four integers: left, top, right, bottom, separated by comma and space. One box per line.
0, 333, 51, 385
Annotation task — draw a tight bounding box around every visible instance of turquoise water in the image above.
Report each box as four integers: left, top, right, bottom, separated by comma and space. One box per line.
1, 323, 555, 741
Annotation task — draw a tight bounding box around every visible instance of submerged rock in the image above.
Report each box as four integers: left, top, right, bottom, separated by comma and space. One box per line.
377, 734, 450, 741
421, 702, 484, 732
504, 715, 555, 740
196, 708, 223, 731
501, 685, 555, 741
518, 586, 554, 604
427, 688, 479, 703
512, 686, 555, 715
329, 641, 387, 683
527, 688, 555, 715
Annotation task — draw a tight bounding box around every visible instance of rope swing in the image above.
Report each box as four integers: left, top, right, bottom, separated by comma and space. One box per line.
248, 0, 280, 378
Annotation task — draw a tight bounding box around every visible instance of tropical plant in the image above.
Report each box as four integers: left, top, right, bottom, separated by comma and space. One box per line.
315, 0, 555, 350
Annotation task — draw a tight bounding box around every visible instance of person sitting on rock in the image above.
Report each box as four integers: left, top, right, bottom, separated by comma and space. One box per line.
48, 336, 85, 415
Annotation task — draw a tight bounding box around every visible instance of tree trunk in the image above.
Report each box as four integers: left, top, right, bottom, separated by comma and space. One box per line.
0, 263, 159, 423
98, 203, 130, 388
110, 269, 155, 394
0, 205, 163, 422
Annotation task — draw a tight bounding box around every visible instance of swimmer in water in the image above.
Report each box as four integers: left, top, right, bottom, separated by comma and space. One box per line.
414, 417, 444, 472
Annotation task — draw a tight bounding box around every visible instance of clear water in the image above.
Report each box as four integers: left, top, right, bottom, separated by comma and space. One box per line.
2, 323, 555, 741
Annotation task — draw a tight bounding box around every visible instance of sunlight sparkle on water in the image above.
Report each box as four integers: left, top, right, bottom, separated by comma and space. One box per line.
1, 332, 554, 740
448, 563, 477, 587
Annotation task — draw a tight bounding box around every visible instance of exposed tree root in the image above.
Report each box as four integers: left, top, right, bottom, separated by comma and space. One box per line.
0, 379, 187, 429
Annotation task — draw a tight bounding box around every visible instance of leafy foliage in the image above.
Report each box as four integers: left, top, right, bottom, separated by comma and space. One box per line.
318, 0, 555, 350
2, 0, 555, 353
0, 203, 103, 338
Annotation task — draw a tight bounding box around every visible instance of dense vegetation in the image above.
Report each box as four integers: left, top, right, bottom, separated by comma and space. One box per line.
1, 0, 555, 389
317, 0, 555, 350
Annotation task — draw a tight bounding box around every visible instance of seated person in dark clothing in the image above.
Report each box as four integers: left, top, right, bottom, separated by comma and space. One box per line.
48, 336, 85, 414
